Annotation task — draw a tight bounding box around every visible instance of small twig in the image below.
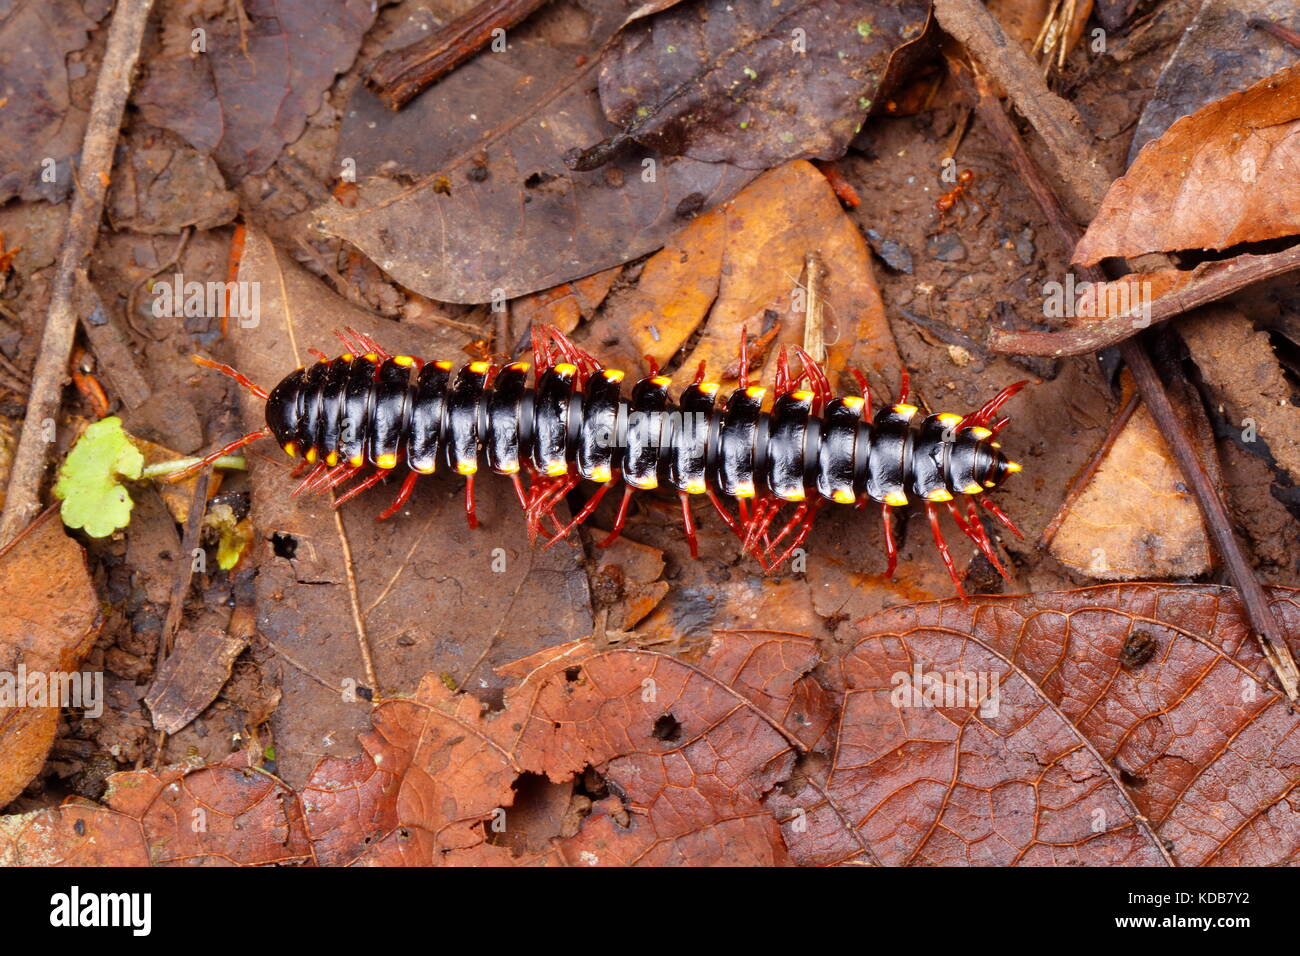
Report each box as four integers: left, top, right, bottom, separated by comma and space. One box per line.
140, 455, 247, 479
1249, 17, 1300, 50
948, 8, 1300, 700
989, 244, 1300, 356
157, 470, 211, 671
932, 0, 1110, 210
802, 252, 826, 364
365, 0, 550, 110
0, 0, 155, 546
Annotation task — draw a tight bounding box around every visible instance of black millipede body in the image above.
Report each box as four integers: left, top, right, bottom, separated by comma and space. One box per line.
189, 325, 1027, 597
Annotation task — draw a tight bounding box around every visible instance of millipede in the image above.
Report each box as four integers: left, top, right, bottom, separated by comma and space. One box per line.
177, 324, 1027, 597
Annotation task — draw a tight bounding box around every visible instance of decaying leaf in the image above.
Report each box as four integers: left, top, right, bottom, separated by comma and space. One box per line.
0, 756, 310, 865
1126, 0, 1297, 163
319, 75, 753, 303
1074, 62, 1300, 265
0, 0, 105, 203
135, 0, 376, 182
579, 0, 932, 170
1180, 305, 1300, 485
144, 625, 249, 736
770, 584, 1300, 865
0, 511, 101, 808
1048, 392, 1213, 580
1, 630, 830, 865
590, 534, 669, 634
53, 417, 144, 539
8, 585, 1300, 865
510, 266, 625, 337
578, 161, 903, 398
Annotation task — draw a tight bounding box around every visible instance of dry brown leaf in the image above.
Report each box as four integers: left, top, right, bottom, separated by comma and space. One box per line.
772, 585, 1300, 865
7, 585, 1300, 865
1, 631, 830, 866
1048, 401, 1211, 579
0, 755, 310, 865
580, 161, 902, 398
1074, 63, 1300, 265
1180, 305, 1300, 484
144, 625, 248, 736
510, 265, 625, 337
0, 510, 101, 807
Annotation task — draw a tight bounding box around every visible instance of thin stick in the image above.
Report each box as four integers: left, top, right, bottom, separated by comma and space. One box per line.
802, 252, 826, 364
0, 0, 155, 547
365, 0, 550, 110
989, 244, 1300, 356
157, 470, 210, 671
932, 0, 1110, 210
950, 20, 1300, 699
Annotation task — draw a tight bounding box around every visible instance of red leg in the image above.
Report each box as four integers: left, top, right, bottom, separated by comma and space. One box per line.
292, 462, 329, 497
679, 491, 699, 560
774, 348, 792, 397
963, 381, 1028, 428
191, 356, 269, 400
706, 488, 743, 536
763, 502, 808, 561
769, 500, 821, 570
881, 502, 898, 578
949, 499, 1009, 580
465, 474, 479, 530
334, 468, 387, 507
542, 325, 602, 383
597, 487, 635, 547
527, 472, 578, 538
307, 462, 348, 493
898, 367, 911, 406
691, 360, 707, 386
377, 471, 419, 520
926, 501, 966, 600
792, 346, 830, 413
980, 496, 1024, 539
510, 473, 529, 510
743, 497, 779, 553
162, 427, 272, 481
334, 328, 365, 355
850, 367, 873, 420
545, 480, 614, 547
346, 326, 390, 360
323, 464, 362, 492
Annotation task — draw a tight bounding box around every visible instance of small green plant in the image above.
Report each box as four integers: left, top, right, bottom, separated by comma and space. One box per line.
53, 417, 144, 538
54, 417, 247, 539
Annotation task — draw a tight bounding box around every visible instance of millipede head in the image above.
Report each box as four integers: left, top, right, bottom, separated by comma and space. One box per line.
265, 366, 307, 457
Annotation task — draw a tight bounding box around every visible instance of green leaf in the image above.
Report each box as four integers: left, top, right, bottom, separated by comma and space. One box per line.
53, 417, 145, 538
205, 501, 252, 570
